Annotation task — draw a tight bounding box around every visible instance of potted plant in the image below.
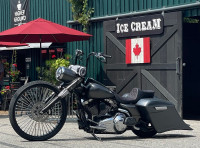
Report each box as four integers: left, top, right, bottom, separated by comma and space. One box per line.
9, 64, 21, 89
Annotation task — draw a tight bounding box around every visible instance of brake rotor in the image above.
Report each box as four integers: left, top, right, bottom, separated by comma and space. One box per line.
31, 102, 49, 122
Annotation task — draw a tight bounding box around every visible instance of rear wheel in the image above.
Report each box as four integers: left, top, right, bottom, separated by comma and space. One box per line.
132, 121, 157, 138
9, 81, 67, 141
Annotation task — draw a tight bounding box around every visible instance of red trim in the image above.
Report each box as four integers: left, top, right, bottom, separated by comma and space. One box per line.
49, 49, 55, 53
143, 37, 150, 63
126, 39, 131, 64
41, 50, 47, 53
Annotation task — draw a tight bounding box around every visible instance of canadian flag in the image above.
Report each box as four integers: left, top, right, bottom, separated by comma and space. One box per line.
126, 37, 150, 64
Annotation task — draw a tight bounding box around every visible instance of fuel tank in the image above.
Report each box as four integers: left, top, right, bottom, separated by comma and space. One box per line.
86, 83, 115, 99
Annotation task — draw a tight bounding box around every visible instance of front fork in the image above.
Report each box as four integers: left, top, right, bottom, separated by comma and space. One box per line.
40, 77, 83, 114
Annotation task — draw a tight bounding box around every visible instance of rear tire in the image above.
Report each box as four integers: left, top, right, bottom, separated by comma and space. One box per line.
9, 81, 67, 141
132, 122, 157, 138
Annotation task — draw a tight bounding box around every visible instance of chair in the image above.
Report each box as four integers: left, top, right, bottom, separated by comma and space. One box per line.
1, 77, 11, 110
20, 76, 29, 85
1, 90, 11, 110
1, 76, 29, 110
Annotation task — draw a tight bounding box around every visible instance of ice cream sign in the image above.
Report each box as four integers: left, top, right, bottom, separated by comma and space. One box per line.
116, 14, 164, 37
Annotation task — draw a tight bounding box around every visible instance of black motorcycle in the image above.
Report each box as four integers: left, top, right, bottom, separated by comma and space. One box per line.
9, 50, 192, 141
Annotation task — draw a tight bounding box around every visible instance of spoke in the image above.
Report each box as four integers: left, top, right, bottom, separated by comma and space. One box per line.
29, 88, 37, 103
20, 94, 32, 105
17, 116, 32, 129
23, 119, 35, 134
16, 115, 30, 125
16, 99, 30, 108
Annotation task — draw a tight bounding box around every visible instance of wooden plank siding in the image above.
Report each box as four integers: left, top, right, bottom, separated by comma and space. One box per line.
0, 0, 10, 32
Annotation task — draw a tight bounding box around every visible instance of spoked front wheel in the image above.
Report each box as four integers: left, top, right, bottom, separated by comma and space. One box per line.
9, 81, 67, 141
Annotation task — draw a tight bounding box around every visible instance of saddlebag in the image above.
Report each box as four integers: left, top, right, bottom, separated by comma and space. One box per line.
136, 98, 192, 133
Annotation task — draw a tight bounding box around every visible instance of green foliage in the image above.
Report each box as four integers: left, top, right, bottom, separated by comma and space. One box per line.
9, 70, 20, 82
68, 0, 94, 32
36, 58, 70, 85
184, 17, 199, 23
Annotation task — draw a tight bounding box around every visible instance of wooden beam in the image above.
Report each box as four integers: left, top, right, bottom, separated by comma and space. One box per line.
151, 25, 178, 57
141, 69, 177, 106
106, 32, 125, 54
105, 63, 176, 70
116, 72, 137, 93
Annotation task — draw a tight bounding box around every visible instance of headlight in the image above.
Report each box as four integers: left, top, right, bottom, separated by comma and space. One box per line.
56, 67, 64, 81
55, 66, 78, 82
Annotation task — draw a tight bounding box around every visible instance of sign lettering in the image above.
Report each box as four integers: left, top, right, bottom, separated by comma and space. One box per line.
116, 14, 164, 37
10, 0, 30, 27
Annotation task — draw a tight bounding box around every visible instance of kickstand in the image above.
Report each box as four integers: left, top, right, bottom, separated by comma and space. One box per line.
91, 130, 102, 141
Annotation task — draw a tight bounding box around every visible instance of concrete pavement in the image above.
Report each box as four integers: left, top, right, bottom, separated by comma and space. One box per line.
0, 116, 199, 148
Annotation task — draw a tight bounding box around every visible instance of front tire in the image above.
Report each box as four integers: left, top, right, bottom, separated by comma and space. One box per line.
9, 81, 67, 141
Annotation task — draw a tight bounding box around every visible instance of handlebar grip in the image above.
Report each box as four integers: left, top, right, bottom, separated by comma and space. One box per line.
103, 54, 112, 58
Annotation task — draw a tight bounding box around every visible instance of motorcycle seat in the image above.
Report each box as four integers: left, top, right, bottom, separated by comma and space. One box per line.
114, 88, 154, 104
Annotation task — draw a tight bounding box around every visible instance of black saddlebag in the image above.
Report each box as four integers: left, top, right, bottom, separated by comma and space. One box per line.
136, 98, 192, 133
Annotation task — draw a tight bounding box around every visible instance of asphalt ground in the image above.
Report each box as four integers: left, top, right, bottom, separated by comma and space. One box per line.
0, 115, 199, 148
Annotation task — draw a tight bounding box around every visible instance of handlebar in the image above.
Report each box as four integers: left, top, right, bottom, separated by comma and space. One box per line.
75, 49, 84, 64
102, 54, 112, 58
75, 49, 112, 75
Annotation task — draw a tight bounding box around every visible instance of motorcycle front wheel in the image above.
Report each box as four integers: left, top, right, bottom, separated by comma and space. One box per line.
9, 81, 67, 141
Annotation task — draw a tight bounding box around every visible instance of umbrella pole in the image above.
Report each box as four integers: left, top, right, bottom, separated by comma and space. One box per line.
40, 35, 42, 78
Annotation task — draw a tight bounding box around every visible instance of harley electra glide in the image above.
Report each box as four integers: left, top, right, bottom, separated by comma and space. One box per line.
9, 49, 192, 141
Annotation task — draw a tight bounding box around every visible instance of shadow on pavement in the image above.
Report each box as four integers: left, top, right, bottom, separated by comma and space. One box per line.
45, 134, 194, 142
99, 134, 194, 141
153, 134, 195, 139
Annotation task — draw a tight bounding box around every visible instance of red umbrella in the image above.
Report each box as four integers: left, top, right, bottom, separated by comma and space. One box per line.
0, 42, 28, 47
0, 18, 92, 71
0, 18, 92, 43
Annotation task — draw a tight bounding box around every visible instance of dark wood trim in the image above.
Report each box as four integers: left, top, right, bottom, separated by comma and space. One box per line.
176, 11, 183, 116
106, 32, 125, 54
151, 25, 178, 57
143, 64, 176, 70
116, 72, 137, 93
141, 69, 177, 106
105, 63, 176, 70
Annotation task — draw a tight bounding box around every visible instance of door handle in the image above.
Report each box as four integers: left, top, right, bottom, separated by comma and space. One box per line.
176, 57, 181, 75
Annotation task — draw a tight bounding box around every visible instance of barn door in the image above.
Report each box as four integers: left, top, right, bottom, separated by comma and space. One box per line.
103, 12, 183, 115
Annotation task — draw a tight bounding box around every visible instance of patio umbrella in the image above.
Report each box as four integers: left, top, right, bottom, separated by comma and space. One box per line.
0, 18, 92, 43
0, 42, 28, 47
0, 18, 92, 69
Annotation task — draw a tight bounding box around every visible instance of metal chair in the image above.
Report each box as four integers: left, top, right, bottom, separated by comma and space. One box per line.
1, 76, 29, 110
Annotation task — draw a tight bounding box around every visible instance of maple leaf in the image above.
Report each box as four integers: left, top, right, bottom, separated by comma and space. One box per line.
133, 44, 141, 58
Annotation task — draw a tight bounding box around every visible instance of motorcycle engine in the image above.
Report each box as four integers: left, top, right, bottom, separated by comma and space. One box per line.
82, 99, 127, 133
98, 113, 127, 133
82, 99, 117, 116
